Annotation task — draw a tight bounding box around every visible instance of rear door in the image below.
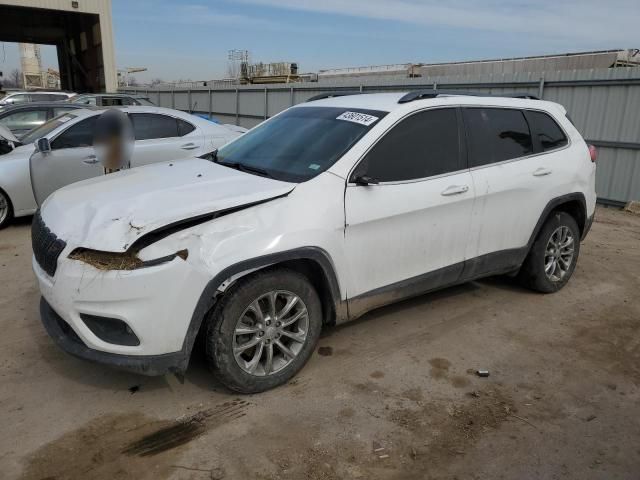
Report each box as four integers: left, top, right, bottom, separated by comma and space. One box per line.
130, 113, 203, 166
344, 107, 474, 308
463, 107, 568, 274
30, 115, 102, 205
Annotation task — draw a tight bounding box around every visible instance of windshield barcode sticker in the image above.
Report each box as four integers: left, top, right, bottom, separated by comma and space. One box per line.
336, 111, 379, 126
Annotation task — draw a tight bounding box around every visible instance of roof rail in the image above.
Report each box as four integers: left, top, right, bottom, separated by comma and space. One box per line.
306, 91, 361, 102
397, 89, 540, 104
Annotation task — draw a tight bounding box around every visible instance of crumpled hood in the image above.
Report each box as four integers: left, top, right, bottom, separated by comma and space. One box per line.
40, 158, 295, 252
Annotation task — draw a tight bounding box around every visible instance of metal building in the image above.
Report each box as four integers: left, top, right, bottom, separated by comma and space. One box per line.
0, 0, 117, 92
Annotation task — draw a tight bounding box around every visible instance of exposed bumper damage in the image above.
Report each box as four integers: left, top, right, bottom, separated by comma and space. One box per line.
40, 298, 188, 375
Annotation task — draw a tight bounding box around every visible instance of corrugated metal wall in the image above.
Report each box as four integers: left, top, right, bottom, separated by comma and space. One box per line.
122, 67, 640, 204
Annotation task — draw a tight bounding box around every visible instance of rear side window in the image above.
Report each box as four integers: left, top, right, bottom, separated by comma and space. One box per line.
177, 119, 195, 136
131, 113, 179, 140
51, 116, 98, 149
463, 108, 533, 167
356, 108, 460, 182
526, 111, 568, 151
5, 94, 29, 104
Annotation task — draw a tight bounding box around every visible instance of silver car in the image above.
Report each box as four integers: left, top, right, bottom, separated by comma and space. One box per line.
0, 106, 245, 229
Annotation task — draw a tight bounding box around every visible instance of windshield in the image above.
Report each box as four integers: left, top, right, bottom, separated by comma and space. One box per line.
20, 113, 78, 144
216, 106, 386, 182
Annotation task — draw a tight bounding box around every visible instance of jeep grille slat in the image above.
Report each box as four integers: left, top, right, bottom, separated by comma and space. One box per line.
31, 210, 66, 277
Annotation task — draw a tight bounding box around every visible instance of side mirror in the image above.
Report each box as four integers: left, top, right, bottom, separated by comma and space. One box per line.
352, 174, 379, 186
35, 137, 51, 154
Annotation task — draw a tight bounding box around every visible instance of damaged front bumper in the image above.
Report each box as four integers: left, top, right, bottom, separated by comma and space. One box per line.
33, 249, 211, 375
39, 298, 187, 375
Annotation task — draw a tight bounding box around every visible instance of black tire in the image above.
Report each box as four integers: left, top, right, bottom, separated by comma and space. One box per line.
205, 268, 322, 394
517, 211, 580, 293
0, 189, 13, 230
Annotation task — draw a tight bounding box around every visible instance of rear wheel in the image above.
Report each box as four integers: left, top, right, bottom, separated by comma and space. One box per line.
518, 211, 580, 293
205, 268, 322, 393
0, 190, 13, 230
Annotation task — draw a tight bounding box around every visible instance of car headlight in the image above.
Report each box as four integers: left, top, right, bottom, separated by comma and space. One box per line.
68, 248, 188, 270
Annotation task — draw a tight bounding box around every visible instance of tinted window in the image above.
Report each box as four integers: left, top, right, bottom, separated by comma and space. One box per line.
71, 95, 96, 105
464, 108, 533, 167
177, 119, 195, 136
217, 107, 385, 183
131, 113, 179, 140
51, 116, 98, 149
355, 108, 460, 182
102, 97, 126, 106
37, 94, 67, 102
526, 110, 568, 151
0, 109, 47, 131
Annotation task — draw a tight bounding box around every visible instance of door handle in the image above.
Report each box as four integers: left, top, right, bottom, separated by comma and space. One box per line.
181, 143, 198, 150
441, 185, 469, 196
533, 167, 552, 177
82, 155, 99, 165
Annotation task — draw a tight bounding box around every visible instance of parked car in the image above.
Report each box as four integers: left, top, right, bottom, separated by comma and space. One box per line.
68, 93, 155, 107
32, 91, 596, 393
0, 106, 244, 228
0, 91, 75, 105
0, 102, 89, 138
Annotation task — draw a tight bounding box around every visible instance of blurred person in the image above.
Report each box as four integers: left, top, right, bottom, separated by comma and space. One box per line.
93, 109, 134, 174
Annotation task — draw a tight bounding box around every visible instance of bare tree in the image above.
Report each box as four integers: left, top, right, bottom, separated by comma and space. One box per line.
150, 78, 164, 87
128, 76, 139, 87
5, 69, 23, 88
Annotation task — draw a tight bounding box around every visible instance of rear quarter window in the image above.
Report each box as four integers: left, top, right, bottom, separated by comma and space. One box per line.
525, 110, 568, 151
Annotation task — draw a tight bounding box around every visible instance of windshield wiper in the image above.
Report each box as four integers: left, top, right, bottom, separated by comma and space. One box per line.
215, 158, 273, 178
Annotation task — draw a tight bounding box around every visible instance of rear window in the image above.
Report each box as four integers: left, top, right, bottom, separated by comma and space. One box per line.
526, 110, 568, 151
463, 108, 533, 167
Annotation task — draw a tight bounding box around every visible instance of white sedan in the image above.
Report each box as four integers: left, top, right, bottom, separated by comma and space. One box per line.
0, 106, 245, 228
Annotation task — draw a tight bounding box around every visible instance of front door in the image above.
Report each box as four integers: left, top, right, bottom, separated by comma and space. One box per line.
344, 107, 474, 314
30, 116, 102, 205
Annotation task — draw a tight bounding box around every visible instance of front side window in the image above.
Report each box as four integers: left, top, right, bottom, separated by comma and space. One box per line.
463, 108, 533, 167
526, 110, 568, 151
0, 109, 47, 131
51, 116, 98, 149
20, 113, 78, 144
131, 113, 179, 140
353, 108, 461, 182
216, 106, 387, 183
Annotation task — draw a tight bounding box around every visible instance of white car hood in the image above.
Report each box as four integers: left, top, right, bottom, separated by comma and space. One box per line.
40, 158, 295, 252
0, 124, 19, 144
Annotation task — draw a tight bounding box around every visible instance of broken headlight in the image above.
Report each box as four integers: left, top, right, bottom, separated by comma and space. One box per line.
68, 248, 188, 271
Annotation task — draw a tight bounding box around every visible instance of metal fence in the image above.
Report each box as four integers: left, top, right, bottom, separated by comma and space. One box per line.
122, 67, 640, 205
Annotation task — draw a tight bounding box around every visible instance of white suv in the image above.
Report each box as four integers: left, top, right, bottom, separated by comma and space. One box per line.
33, 91, 597, 393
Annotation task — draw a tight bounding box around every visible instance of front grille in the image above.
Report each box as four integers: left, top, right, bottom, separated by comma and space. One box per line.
32, 210, 66, 277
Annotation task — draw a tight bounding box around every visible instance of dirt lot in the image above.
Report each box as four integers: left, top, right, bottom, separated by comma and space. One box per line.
0, 206, 639, 480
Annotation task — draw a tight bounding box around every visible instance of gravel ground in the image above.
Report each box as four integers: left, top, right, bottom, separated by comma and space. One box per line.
0, 205, 639, 480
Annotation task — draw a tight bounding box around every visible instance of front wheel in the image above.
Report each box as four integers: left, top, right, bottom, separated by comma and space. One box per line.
518, 211, 580, 293
0, 190, 13, 230
205, 268, 322, 393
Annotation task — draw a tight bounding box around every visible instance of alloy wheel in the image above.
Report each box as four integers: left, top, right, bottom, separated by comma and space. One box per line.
233, 290, 309, 376
544, 226, 575, 282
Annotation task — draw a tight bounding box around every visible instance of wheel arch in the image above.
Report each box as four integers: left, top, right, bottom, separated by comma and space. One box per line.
180, 247, 346, 367
0, 185, 15, 226
527, 193, 587, 249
